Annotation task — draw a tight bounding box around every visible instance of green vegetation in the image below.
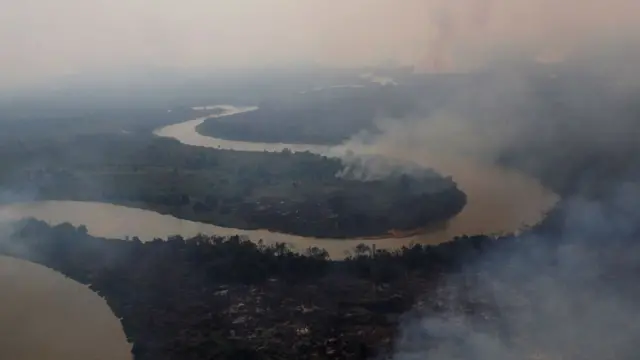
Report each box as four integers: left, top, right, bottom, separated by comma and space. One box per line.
0, 107, 200, 141
3, 197, 638, 360
196, 86, 416, 145
0, 134, 466, 238
3, 66, 640, 360
0, 219, 474, 359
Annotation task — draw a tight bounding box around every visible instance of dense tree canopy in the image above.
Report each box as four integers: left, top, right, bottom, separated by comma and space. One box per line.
196, 86, 417, 145
0, 134, 466, 238
3, 195, 640, 360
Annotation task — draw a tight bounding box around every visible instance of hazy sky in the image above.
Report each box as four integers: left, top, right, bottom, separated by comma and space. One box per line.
1, 0, 639, 88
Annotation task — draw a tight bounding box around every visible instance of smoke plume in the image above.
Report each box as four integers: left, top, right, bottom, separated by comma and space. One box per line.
372, 1, 640, 358
410, 0, 640, 73
392, 189, 640, 359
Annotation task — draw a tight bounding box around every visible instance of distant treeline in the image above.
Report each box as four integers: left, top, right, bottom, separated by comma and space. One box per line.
196, 86, 419, 145
0, 107, 200, 141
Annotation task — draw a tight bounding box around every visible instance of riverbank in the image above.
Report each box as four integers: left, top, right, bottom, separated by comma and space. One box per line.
0, 200, 466, 260
0, 219, 535, 360
156, 105, 558, 247
0, 103, 558, 260
0, 130, 467, 239
0, 255, 132, 360
4, 206, 639, 360
4, 66, 639, 360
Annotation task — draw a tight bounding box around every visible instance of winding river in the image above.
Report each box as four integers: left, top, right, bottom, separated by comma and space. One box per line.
0, 96, 558, 359
1, 105, 558, 260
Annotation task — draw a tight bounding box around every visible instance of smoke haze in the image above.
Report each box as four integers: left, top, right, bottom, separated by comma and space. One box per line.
298, 2, 640, 359
392, 192, 640, 359
2, 0, 640, 359
2, 0, 640, 88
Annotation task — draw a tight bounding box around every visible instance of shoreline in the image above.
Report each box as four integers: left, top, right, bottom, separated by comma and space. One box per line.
0, 197, 464, 242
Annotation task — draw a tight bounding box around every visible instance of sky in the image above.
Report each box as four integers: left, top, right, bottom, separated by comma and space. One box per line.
1, 0, 639, 88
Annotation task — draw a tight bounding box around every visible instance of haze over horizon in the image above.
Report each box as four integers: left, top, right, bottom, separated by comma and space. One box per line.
2, 0, 640, 90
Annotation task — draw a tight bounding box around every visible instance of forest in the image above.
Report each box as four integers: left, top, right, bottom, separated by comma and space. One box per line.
3, 65, 640, 359
2, 193, 638, 360
195, 86, 418, 145
0, 133, 466, 238
0, 106, 200, 141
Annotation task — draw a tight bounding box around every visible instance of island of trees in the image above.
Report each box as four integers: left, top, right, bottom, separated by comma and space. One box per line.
0, 134, 466, 238
195, 86, 417, 145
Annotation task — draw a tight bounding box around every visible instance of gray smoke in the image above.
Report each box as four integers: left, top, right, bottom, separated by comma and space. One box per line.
391, 182, 640, 359
336, 152, 440, 181
362, 7, 640, 358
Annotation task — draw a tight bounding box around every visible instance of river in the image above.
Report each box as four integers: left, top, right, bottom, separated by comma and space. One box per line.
0, 99, 558, 360
0, 255, 132, 360
157, 104, 558, 254
0, 105, 558, 260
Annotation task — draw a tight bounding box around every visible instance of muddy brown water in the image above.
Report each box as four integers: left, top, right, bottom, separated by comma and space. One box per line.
1, 105, 557, 261
0, 255, 132, 360
0, 104, 557, 360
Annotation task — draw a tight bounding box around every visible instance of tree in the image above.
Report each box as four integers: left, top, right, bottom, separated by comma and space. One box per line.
354, 243, 372, 257
305, 246, 329, 260
273, 242, 291, 257
328, 194, 346, 213
77, 225, 88, 235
